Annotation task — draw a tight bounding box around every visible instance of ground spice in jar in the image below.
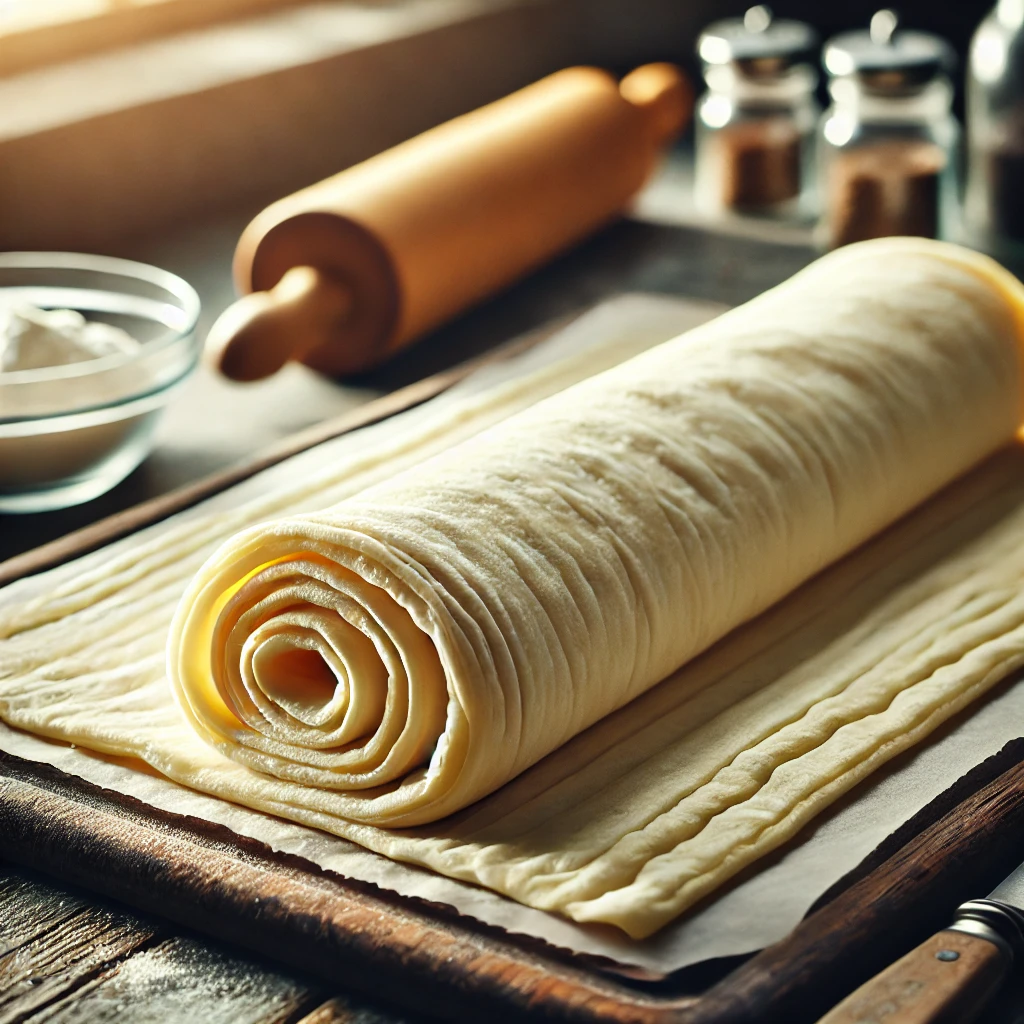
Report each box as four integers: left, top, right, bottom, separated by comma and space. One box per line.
703, 118, 802, 210
825, 138, 946, 248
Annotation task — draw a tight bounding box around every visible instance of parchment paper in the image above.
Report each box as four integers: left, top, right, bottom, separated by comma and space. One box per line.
3, 680, 1021, 974
2, 293, 1021, 973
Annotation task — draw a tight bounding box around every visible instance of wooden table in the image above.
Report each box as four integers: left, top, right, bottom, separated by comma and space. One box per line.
2, 171, 1022, 1022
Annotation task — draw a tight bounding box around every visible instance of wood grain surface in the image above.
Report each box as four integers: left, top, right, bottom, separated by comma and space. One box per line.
0, 871, 160, 1022
0, 862, 411, 1024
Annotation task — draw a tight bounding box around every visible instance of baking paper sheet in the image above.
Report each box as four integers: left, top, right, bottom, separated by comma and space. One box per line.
2, 293, 1021, 973
3, 680, 1020, 974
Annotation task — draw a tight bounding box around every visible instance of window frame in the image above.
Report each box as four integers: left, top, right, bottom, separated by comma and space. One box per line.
0, 0, 313, 76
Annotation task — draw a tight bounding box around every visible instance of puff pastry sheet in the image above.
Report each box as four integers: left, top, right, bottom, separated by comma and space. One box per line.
4, 239, 1024, 938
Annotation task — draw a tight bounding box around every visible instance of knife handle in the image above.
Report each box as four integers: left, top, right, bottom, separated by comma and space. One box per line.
817, 928, 1012, 1024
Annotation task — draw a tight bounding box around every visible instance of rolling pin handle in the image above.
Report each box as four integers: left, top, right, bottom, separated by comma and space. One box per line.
619, 62, 693, 144
205, 266, 353, 382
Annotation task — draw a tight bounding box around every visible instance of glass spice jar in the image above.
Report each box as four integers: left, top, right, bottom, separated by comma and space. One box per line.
817, 11, 959, 250
965, 0, 1024, 260
694, 6, 819, 218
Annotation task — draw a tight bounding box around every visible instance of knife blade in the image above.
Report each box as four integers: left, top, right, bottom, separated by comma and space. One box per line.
817, 863, 1024, 1024
991, 859, 1024, 909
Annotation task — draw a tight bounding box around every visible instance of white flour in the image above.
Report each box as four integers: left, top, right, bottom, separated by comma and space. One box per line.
0, 305, 138, 373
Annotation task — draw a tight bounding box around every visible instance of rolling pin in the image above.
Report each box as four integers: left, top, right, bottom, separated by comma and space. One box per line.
206, 62, 692, 381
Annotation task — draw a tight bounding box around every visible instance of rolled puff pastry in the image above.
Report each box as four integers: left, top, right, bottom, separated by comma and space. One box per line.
169, 238, 1024, 827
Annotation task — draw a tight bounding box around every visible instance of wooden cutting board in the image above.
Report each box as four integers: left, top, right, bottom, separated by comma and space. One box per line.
2, 304, 1024, 1022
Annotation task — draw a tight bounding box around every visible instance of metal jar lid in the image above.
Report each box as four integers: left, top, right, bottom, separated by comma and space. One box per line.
698, 6, 818, 79
824, 10, 956, 93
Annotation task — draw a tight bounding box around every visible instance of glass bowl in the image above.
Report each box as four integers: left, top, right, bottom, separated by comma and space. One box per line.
0, 252, 201, 513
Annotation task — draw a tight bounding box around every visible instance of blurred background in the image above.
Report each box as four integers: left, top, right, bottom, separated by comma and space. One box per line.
0, 0, 1002, 549
0, 0, 984, 254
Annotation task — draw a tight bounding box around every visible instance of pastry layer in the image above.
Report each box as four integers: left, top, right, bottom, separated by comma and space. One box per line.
3, 240, 1024, 937
171, 238, 1024, 830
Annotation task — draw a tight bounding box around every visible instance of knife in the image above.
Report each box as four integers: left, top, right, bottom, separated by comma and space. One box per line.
817, 862, 1024, 1024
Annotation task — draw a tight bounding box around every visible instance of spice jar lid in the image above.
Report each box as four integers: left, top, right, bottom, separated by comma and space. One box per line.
824, 10, 956, 93
698, 6, 818, 78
